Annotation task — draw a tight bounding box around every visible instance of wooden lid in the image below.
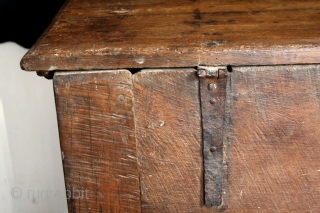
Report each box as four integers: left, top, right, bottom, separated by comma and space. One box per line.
21, 0, 320, 71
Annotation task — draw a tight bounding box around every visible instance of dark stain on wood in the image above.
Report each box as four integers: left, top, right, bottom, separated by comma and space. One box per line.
202, 20, 218, 25
203, 32, 223, 36
203, 40, 223, 47
194, 9, 202, 20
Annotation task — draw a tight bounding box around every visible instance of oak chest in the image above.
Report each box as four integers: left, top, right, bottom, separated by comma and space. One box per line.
21, 0, 320, 212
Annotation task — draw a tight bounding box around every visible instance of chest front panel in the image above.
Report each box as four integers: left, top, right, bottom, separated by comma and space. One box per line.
54, 65, 320, 212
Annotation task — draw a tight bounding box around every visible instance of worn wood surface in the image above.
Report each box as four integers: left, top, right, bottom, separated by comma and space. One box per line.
227, 65, 320, 212
21, 0, 320, 71
133, 69, 213, 212
53, 70, 141, 213
132, 65, 320, 212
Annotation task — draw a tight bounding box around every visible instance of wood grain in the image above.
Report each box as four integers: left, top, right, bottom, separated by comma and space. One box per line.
133, 65, 320, 212
132, 69, 214, 212
53, 70, 141, 213
21, 0, 320, 71
227, 65, 320, 212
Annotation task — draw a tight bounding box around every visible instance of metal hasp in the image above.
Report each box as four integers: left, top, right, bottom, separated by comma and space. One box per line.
198, 66, 229, 207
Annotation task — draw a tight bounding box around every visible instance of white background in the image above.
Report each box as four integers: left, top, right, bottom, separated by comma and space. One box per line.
0, 42, 67, 213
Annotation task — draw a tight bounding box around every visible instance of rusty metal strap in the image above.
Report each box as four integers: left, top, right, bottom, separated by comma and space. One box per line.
198, 67, 229, 207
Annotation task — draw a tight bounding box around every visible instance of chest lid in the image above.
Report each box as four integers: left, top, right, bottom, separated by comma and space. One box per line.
21, 0, 320, 72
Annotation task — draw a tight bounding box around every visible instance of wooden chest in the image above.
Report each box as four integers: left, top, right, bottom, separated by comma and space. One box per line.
21, 0, 320, 212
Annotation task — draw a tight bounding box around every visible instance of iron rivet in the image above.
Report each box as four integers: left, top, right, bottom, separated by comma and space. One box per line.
118, 94, 125, 103
210, 98, 216, 104
208, 83, 216, 90
210, 147, 217, 152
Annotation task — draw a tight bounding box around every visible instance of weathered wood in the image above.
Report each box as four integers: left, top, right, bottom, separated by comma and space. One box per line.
227, 65, 320, 212
21, 0, 320, 71
53, 70, 141, 213
132, 69, 212, 212
133, 65, 320, 212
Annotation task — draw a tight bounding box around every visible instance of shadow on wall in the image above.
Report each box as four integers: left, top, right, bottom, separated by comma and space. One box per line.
0, 42, 67, 212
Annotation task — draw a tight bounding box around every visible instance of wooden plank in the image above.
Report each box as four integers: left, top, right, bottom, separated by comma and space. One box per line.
132, 69, 212, 212
133, 65, 320, 212
53, 70, 141, 213
21, 0, 320, 71
227, 65, 320, 212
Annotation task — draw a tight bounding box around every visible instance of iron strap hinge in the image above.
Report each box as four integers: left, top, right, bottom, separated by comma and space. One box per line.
197, 66, 230, 209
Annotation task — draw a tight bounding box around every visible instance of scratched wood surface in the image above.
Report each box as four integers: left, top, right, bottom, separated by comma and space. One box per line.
53, 70, 141, 213
21, 0, 320, 71
133, 66, 320, 212
132, 69, 214, 212
227, 65, 320, 212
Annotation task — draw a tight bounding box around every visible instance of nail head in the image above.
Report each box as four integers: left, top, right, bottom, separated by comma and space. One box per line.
208, 83, 217, 90
210, 98, 216, 104
210, 147, 217, 152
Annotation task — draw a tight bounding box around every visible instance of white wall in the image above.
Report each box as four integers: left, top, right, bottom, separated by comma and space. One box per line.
0, 42, 67, 213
